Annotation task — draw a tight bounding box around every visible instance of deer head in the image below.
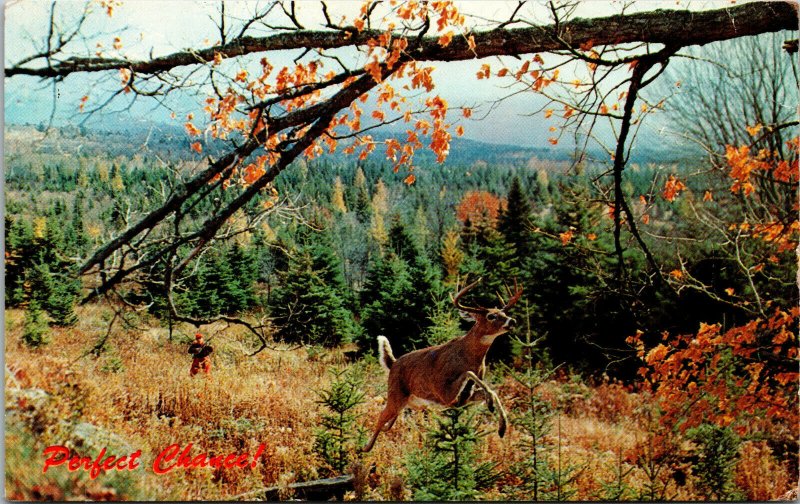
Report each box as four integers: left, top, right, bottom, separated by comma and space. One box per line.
452, 277, 523, 343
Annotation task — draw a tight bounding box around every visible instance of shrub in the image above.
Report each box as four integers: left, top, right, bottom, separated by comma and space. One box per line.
22, 300, 49, 347
313, 367, 366, 474
405, 405, 500, 500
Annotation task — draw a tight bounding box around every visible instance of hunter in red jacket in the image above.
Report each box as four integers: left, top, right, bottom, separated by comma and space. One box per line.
188, 333, 213, 377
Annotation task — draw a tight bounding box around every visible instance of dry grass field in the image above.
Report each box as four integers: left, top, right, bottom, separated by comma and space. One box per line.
4, 305, 796, 501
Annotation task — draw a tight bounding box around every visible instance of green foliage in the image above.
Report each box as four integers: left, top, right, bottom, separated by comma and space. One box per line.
46, 275, 80, 327
359, 217, 441, 354
687, 424, 742, 500
595, 450, 635, 501
405, 406, 500, 501
270, 231, 358, 346
313, 367, 367, 474
22, 300, 50, 348
423, 291, 463, 346
498, 176, 533, 258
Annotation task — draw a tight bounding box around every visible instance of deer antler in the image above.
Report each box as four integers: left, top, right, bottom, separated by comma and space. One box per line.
502, 278, 523, 311
452, 276, 487, 314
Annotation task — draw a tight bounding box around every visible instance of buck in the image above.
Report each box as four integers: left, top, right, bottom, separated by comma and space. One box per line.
362, 277, 522, 453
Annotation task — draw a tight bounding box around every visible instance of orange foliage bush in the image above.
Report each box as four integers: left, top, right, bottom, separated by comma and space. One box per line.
455, 190, 504, 226
628, 308, 799, 435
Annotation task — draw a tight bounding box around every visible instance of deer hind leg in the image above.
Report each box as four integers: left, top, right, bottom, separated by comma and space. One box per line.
362, 396, 406, 452
462, 371, 509, 438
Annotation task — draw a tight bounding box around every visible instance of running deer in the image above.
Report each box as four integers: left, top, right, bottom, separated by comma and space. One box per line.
362, 277, 522, 452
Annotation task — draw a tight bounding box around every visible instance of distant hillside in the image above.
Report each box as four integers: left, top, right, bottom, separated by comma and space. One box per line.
4, 121, 693, 169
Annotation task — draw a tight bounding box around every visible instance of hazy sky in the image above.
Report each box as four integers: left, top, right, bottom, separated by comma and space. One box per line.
3, 0, 744, 149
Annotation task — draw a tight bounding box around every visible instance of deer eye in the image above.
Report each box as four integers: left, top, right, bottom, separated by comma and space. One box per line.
487, 313, 496, 321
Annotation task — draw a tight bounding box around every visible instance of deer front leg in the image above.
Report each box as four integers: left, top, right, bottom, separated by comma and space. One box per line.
461, 371, 509, 438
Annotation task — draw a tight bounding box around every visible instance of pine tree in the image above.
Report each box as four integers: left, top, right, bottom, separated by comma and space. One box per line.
26, 263, 53, 307
46, 276, 80, 327
313, 367, 367, 475
221, 244, 258, 312
22, 299, 49, 348
405, 406, 500, 500
359, 218, 441, 354
353, 167, 371, 223
270, 231, 357, 346
359, 254, 420, 354
498, 176, 533, 258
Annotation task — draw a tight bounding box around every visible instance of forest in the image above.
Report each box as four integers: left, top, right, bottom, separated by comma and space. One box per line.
4, 0, 798, 501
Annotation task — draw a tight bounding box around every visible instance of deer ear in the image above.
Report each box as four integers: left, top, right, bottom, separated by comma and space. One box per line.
459, 310, 476, 321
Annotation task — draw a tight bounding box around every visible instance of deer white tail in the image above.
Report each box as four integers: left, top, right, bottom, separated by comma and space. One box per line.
377, 336, 395, 371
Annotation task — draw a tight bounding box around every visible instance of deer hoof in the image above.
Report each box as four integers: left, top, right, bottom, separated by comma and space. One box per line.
498, 422, 506, 438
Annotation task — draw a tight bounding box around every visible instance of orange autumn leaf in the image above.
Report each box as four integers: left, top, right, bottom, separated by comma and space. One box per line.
185, 122, 202, 136
467, 35, 476, 51
745, 123, 763, 136
586, 233, 597, 241
548, 137, 558, 145
190, 142, 203, 154
404, 173, 416, 185
703, 190, 713, 202
662, 174, 686, 202
642, 214, 650, 224
455, 125, 464, 136
462, 107, 472, 118
437, 31, 454, 47
559, 230, 574, 245
669, 269, 683, 279
544, 109, 554, 118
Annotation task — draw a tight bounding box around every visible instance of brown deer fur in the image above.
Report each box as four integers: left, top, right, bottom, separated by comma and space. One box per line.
362, 278, 522, 453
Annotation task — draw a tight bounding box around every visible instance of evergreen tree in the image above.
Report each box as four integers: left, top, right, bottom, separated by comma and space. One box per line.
405, 406, 500, 500
46, 275, 80, 327
270, 231, 357, 346
498, 176, 533, 258
220, 244, 258, 312
26, 263, 53, 307
313, 367, 367, 474
359, 218, 441, 355
22, 300, 49, 348
359, 254, 420, 354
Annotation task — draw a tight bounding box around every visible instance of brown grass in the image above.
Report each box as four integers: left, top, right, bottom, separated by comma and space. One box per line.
5, 305, 797, 501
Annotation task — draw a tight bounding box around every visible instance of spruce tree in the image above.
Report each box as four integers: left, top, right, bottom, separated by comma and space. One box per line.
270, 231, 356, 346
405, 406, 500, 500
498, 176, 533, 258
46, 276, 80, 327
22, 300, 49, 347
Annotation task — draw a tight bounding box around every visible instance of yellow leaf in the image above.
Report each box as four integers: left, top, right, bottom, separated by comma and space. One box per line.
745, 123, 763, 136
